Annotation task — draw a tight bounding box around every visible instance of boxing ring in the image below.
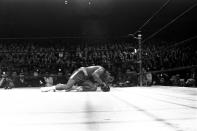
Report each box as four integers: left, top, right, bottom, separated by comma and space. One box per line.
0, 86, 196, 131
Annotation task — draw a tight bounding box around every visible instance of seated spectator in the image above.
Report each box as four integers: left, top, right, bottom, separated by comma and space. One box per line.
179, 79, 185, 87
146, 72, 152, 86
14, 72, 29, 87
44, 72, 54, 87
0, 72, 14, 89
152, 74, 161, 85
54, 70, 67, 85
185, 74, 196, 87
11, 71, 18, 87
170, 74, 180, 86
30, 71, 45, 87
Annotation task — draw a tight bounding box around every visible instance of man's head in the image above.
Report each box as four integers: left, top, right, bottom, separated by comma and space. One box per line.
101, 84, 110, 92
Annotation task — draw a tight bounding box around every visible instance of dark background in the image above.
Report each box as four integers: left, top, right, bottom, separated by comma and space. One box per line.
0, 0, 196, 41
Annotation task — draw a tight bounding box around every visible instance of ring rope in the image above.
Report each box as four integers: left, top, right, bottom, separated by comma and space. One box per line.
142, 3, 197, 43
133, 0, 171, 35
143, 35, 197, 56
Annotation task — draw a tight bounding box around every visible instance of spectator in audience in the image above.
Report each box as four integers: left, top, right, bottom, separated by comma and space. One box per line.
14, 72, 29, 87
185, 73, 196, 87
54, 69, 67, 85
0, 72, 14, 89
44, 72, 54, 87
11, 71, 18, 87
30, 71, 45, 87
146, 71, 152, 86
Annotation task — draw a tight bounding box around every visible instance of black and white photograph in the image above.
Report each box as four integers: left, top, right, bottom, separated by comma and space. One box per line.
0, 0, 196, 131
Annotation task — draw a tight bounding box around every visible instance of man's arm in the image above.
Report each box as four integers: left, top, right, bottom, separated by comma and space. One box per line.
92, 67, 105, 86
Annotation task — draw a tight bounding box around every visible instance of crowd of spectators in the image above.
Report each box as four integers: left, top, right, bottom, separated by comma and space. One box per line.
142, 40, 197, 71
0, 38, 196, 88
0, 39, 136, 73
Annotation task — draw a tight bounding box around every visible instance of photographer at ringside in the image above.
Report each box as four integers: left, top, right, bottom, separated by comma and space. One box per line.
0, 72, 14, 89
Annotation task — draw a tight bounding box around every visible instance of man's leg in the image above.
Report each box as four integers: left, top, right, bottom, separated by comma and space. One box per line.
80, 80, 97, 91
56, 79, 76, 91
41, 68, 85, 92
41, 79, 76, 92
